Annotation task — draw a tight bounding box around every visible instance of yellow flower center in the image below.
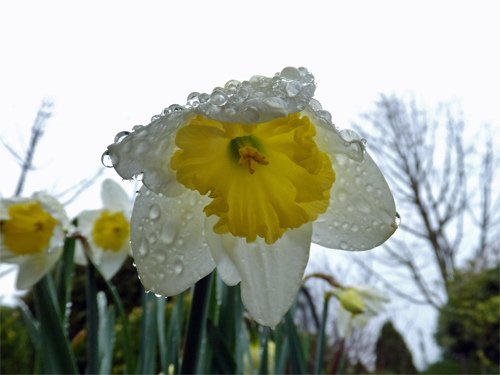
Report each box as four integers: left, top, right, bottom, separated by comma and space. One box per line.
92, 211, 130, 251
1, 202, 58, 255
171, 113, 335, 244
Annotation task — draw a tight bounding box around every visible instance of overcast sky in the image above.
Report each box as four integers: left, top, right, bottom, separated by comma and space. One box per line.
1, 0, 499, 368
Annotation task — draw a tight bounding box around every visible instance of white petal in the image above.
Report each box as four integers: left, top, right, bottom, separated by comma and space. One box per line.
16, 248, 63, 289
101, 179, 131, 212
336, 307, 353, 338
94, 249, 129, 280
204, 216, 241, 286
107, 111, 194, 197
311, 120, 397, 250
130, 186, 215, 295
210, 223, 312, 328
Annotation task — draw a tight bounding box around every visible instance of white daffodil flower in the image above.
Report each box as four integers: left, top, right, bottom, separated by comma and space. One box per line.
104, 67, 397, 327
0, 192, 69, 289
74, 179, 132, 280
335, 285, 389, 338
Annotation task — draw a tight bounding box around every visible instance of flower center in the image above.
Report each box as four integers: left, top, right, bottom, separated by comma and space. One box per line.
1, 202, 58, 255
229, 136, 269, 174
92, 211, 130, 251
171, 113, 335, 244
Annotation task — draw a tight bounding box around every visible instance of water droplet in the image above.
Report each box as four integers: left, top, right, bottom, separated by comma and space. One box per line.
174, 259, 184, 275
342, 222, 349, 230
198, 93, 210, 103
333, 220, 340, 228
356, 200, 371, 214
281, 66, 301, 80
154, 293, 162, 298
114, 131, 130, 143
210, 90, 228, 106
149, 204, 161, 220
224, 79, 240, 90
160, 223, 176, 244
138, 241, 149, 256
101, 150, 114, 168
285, 81, 301, 97
347, 205, 354, 212
242, 106, 259, 122
365, 184, 373, 193
148, 233, 158, 244
337, 189, 348, 202
132, 124, 144, 131
158, 272, 165, 280
155, 253, 166, 263
340, 241, 349, 250
351, 224, 359, 232
187, 92, 200, 107
392, 212, 401, 230
176, 238, 184, 246
168, 104, 184, 112
151, 114, 161, 122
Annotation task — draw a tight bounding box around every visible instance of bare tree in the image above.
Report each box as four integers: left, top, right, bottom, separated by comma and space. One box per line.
353, 95, 498, 306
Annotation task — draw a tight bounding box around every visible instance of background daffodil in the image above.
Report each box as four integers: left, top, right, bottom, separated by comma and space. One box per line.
105, 67, 397, 327
0, 192, 69, 289
74, 179, 132, 280
335, 285, 390, 338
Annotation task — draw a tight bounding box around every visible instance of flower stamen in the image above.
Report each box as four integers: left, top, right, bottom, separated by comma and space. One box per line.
238, 146, 269, 174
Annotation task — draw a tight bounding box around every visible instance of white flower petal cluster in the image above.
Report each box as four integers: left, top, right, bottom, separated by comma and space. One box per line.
75, 179, 132, 280
336, 285, 389, 338
0, 192, 69, 289
105, 67, 397, 327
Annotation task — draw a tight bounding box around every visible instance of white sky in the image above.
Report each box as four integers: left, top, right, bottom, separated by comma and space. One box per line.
1, 0, 499, 369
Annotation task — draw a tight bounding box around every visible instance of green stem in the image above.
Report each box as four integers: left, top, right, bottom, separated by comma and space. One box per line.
85, 261, 99, 374
33, 274, 77, 374
314, 293, 332, 374
180, 272, 214, 374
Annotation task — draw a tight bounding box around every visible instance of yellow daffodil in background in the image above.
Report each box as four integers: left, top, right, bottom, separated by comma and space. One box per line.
0, 192, 69, 289
104, 67, 397, 327
335, 285, 389, 338
74, 179, 131, 280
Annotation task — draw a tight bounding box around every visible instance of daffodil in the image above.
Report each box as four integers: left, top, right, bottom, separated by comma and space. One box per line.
335, 285, 389, 338
105, 67, 397, 327
0, 192, 69, 289
74, 179, 131, 280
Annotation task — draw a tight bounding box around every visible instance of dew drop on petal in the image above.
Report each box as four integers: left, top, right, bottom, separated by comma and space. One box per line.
148, 232, 158, 244
138, 240, 149, 256
337, 189, 348, 202
340, 241, 349, 250
101, 150, 114, 168
365, 184, 374, 193
114, 131, 130, 143
160, 223, 176, 244
281, 66, 301, 80
149, 204, 161, 221
187, 92, 200, 107
173, 258, 184, 275
285, 81, 301, 97
210, 90, 228, 106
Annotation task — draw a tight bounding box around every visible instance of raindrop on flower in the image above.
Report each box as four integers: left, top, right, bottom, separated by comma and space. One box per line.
285, 81, 301, 97
187, 92, 201, 107
114, 131, 130, 143
280, 66, 301, 80
101, 150, 114, 168
168, 104, 184, 112
151, 114, 161, 122
210, 90, 228, 106
340, 241, 349, 250
173, 258, 184, 275
149, 204, 161, 220
198, 93, 209, 103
